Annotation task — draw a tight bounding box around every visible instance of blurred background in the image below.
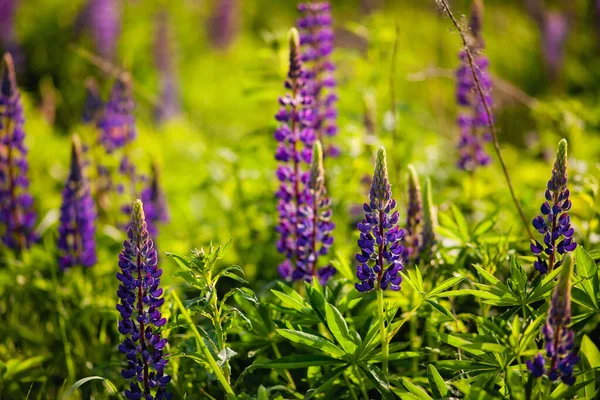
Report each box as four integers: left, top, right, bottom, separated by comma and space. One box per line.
1, 0, 600, 397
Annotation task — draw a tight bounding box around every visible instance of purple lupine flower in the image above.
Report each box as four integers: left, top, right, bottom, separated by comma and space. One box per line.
295, 141, 335, 283
419, 178, 436, 265
58, 135, 97, 270
82, 77, 103, 124
530, 139, 576, 274
140, 161, 169, 240
98, 73, 135, 153
0, 52, 37, 251
527, 253, 578, 385
275, 28, 316, 280
154, 11, 181, 123
455, 0, 492, 171
402, 165, 423, 265
207, 0, 239, 50
116, 199, 171, 399
85, 0, 121, 61
541, 12, 568, 78
355, 147, 404, 292
297, 2, 338, 157
0, 0, 21, 64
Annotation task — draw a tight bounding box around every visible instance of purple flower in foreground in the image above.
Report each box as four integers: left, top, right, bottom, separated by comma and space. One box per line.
297, 2, 338, 157
355, 147, 404, 292
117, 199, 171, 400
531, 139, 576, 274
456, 0, 492, 171
275, 28, 316, 280
98, 73, 135, 153
527, 253, 578, 385
0, 52, 37, 251
58, 135, 97, 270
295, 141, 335, 283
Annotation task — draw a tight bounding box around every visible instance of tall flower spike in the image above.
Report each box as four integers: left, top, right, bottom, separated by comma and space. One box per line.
207, 0, 239, 50
58, 135, 97, 270
98, 73, 136, 153
527, 253, 579, 385
297, 2, 338, 157
355, 147, 404, 292
140, 161, 169, 240
0, 52, 37, 251
154, 11, 181, 123
455, 0, 492, 171
274, 28, 316, 280
117, 200, 171, 400
419, 178, 436, 265
531, 139, 576, 274
296, 141, 335, 283
82, 77, 103, 124
85, 0, 121, 61
403, 165, 423, 265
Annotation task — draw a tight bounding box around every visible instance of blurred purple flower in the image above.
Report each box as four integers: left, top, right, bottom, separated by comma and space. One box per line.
0, 52, 37, 251
140, 161, 169, 240
98, 73, 135, 153
116, 200, 171, 399
85, 0, 121, 61
207, 0, 239, 50
297, 2, 338, 157
154, 11, 181, 123
402, 165, 422, 265
58, 135, 97, 270
82, 77, 103, 124
355, 147, 404, 292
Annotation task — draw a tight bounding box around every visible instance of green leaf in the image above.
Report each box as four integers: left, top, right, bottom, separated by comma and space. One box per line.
505, 368, 525, 400
401, 377, 432, 400
259, 354, 344, 369
427, 364, 448, 398
427, 300, 456, 319
426, 276, 466, 299
581, 334, 600, 369
270, 289, 310, 313
276, 329, 345, 358
575, 246, 599, 309
325, 303, 357, 354
359, 362, 394, 400
59, 376, 121, 399
549, 378, 595, 399
439, 289, 501, 301
451, 204, 470, 241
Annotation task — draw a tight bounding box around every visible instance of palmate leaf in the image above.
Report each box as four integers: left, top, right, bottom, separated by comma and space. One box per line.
305, 365, 347, 399
358, 362, 395, 400
256, 354, 344, 369
400, 377, 432, 400
276, 329, 346, 358
426, 276, 466, 299
451, 380, 503, 399
325, 303, 358, 354
580, 334, 600, 398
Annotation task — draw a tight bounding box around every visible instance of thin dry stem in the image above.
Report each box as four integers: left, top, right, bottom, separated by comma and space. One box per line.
436, 0, 534, 240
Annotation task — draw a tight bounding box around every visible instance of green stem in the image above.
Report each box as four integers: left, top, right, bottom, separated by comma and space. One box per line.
377, 289, 388, 376
51, 267, 75, 383
409, 290, 418, 375
355, 366, 370, 400
344, 370, 359, 400
172, 291, 237, 399
271, 342, 296, 390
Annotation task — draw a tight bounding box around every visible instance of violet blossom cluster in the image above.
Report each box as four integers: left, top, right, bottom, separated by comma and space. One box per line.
355, 147, 405, 292
402, 165, 423, 265
57, 135, 97, 270
0, 52, 37, 251
297, 2, 338, 157
117, 199, 171, 399
207, 0, 239, 50
140, 162, 169, 240
527, 253, 578, 385
530, 139, 576, 274
85, 0, 121, 61
98, 73, 136, 153
274, 28, 317, 280
295, 141, 335, 283
455, 0, 492, 171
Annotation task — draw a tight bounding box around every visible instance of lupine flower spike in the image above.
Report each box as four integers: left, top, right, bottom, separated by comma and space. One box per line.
98, 73, 136, 153
58, 135, 97, 270
402, 165, 423, 265
274, 28, 316, 279
419, 178, 436, 265
140, 161, 169, 240
456, 0, 493, 171
297, 2, 338, 157
86, 0, 122, 61
355, 147, 404, 292
296, 141, 335, 283
117, 199, 171, 399
0, 52, 37, 251
207, 0, 239, 50
82, 77, 103, 124
531, 139, 576, 274
527, 252, 579, 385
154, 12, 181, 123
